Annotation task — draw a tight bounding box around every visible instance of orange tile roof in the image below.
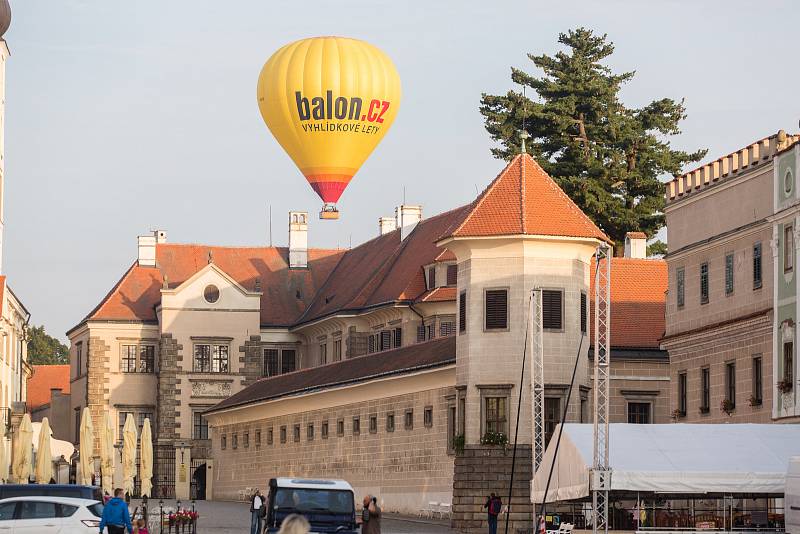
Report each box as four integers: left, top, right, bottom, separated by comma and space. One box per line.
590, 258, 667, 349
443, 154, 611, 243
434, 249, 456, 262
27, 365, 70, 411
416, 287, 457, 303
626, 232, 647, 239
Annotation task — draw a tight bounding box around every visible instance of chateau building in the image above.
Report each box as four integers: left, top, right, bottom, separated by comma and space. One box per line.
70, 154, 668, 526
662, 130, 800, 423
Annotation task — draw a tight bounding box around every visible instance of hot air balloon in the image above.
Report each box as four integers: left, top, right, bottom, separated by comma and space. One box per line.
257, 37, 401, 220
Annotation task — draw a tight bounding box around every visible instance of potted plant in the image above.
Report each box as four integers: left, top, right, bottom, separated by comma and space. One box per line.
480, 431, 509, 447
748, 395, 762, 407
451, 433, 465, 455
720, 399, 734, 415
671, 408, 685, 422
777, 379, 793, 394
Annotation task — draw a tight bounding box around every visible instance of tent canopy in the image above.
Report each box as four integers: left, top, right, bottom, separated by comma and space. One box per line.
532, 424, 800, 503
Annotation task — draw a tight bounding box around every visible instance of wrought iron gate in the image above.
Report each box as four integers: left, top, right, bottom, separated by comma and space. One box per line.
190, 459, 207, 500
154, 445, 175, 499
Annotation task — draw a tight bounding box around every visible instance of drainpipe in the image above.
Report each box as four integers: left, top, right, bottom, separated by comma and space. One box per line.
19, 312, 29, 404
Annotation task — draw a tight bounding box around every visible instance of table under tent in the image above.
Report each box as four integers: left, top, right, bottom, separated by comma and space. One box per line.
531, 424, 800, 533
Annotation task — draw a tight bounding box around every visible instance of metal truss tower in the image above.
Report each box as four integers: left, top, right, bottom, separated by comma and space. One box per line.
530, 288, 545, 478
592, 244, 612, 534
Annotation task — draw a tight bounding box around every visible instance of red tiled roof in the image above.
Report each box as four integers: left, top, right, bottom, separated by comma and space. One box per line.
442, 154, 611, 243
434, 249, 456, 262
626, 232, 647, 239
416, 287, 457, 303
27, 365, 70, 411
590, 258, 667, 349
206, 336, 455, 414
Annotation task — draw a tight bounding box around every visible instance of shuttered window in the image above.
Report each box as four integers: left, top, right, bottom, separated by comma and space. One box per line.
428, 267, 436, 289
753, 243, 762, 289
446, 264, 457, 286
542, 289, 563, 330
459, 292, 466, 333
416, 325, 425, 343
484, 289, 508, 330
580, 292, 587, 334
393, 327, 402, 348
380, 330, 392, 351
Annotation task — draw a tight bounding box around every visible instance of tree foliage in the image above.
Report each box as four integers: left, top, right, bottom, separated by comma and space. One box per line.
27, 325, 69, 365
480, 28, 706, 254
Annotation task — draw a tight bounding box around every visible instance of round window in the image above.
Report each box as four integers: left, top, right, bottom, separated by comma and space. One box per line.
785, 169, 793, 195
203, 284, 220, 303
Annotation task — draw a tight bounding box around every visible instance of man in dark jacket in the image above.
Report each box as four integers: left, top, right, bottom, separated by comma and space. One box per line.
484, 493, 502, 534
99, 488, 132, 534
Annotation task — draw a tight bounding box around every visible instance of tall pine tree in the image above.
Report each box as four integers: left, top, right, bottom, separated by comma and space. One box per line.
480, 28, 705, 255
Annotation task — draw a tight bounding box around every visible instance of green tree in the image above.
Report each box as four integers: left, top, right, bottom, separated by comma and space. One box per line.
27, 325, 69, 365
480, 28, 706, 254
647, 240, 668, 257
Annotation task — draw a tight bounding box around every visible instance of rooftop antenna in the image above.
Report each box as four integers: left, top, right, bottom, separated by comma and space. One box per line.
520, 86, 530, 154
268, 205, 273, 247
349, 234, 352, 249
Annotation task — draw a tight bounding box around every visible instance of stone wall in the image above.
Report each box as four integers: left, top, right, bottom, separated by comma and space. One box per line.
87, 336, 110, 452
211, 385, 455, 514
452, 445, 533, 534
157, 334, 180, 441
606, 358, 671, 424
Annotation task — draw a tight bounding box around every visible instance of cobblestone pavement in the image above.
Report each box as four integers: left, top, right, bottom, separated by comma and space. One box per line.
132, 499, 456, 533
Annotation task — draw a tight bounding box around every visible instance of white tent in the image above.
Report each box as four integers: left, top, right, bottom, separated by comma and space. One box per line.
532, 424, 800, 503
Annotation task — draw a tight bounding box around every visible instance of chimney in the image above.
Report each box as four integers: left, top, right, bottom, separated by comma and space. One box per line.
395, 205, 422, 241
137, 230, 166, 267
378, 217, 397, 236
289, 211, 308, 269
624, 232, 647, 259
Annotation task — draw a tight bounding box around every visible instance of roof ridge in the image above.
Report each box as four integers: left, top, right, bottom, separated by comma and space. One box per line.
520, 154, 527, 234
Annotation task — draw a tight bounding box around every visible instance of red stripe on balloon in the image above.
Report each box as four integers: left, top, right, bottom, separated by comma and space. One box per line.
309, 181, 348, 203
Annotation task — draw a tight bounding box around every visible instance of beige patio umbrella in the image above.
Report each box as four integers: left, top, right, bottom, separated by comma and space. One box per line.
79, 407, 94, 486
139, 418, 153, 497
13, 413, 32, 484
121, 413, 137, 496
35, 417, 52, 484
99, 411, 115, 495
0, 435, 8, 483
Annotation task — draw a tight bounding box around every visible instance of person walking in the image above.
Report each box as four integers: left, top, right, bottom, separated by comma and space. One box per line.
361, 494, 381, 534
484, 493, 502, 534
250, 488, 265, 534
99, 488, 133, 534
278, 513, 311, 534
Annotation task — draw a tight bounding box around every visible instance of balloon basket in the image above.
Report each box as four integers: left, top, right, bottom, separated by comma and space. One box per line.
319, 209, 339, 220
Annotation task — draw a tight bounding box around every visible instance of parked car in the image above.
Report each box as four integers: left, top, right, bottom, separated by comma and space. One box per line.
787, 456, 800, 534
0, 484, 102, 502
0, 495, 103, 533
265, 477, 357, 533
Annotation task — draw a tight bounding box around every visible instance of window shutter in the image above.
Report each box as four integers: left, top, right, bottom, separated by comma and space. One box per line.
416, 325, 425, 343
484, 289, 508, 330
459, 292, 466, 333
542, 290, 563, 330
380, 330, 391, 351
580, 293, 587, 334
428, 267, 436, 289
446, 264, 457, 286
393, 327, 402, 348
368, 335, 375, 354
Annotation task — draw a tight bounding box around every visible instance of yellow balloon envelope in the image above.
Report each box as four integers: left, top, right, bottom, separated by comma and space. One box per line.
257, 37, 401, 219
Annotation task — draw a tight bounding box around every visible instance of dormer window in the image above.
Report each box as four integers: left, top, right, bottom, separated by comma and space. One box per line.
446, 264, 457, 286
428, 266, 436, 289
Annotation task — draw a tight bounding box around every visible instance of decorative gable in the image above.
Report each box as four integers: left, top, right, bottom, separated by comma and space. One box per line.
160, 263, 261, 312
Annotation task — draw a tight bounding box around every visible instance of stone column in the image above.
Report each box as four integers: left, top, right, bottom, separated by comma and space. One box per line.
9, 402, 24, 483
174, 442, 191, 501
205, 459, 214, 501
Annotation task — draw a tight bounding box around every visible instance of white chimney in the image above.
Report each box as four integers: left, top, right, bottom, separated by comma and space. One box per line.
379, 217, 397, 236
396, 205, 422, 241
137, 229, 165, 267
624, 232, 647, 259
289, 211, 308, 269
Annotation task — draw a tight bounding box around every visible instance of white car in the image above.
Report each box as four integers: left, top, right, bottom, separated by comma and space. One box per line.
0, 496, 103, 533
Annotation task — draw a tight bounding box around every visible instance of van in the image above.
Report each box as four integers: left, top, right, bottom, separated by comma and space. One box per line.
0, 484, 102, 502
264, 477, 358, 534
787, 456, 800, 534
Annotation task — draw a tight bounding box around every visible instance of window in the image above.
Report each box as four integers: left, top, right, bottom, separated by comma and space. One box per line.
786, 168, 794, 195
74, 409, 81, 444
485, 289, 508, 330
440, 321, 455, 337
752, 356, 763, 405
448, 404, 457, 452
0, 502, 16, 521
20, 501, 57, 520
386, 412, 395, 432
194, 344, 229, 373
424, 407, 433, 428
352, 417, 360, 435
333, 339, 342, 362
369, 415, 377, 434
700, 367, 710, 413
61, 504, 78, 517
542, 290, 564, 330
280, 426, 287, 443
319, 343, 327, 365
321, 420, 329, 439
784, 342, 794, 384
193, 412, 208, 440
255, 429, 261, 447
404, 410, 414, 430
243, 432, 249, 448
76, 342, 83, 376
785, 226, 794, 273
627, 402, 651, 424
725, 362, 736, 408
725, 253, 734, 295
281, 349, 296, 374
447, 264, 457, 286
117, 411, 153, 443
485, 397, 507, 435
580, 292, 587, 334
121, 345, 137, 373
544, 397, 560, 445
393, 328, 402, 348
139, 345, 155, 373
232, 433, 238, 449
753, 243, 762, 289
676, 268, 685, 308
416, 325, 425, 343
428, 266, 436, 289
264, 349, 279, 377
307, 424, 314, 441
459, 291, 466, 333
580, 397, 587, 424
425, 324, 434, 341
267, 427, 274, 445
700, 263, 709, 304
678, 372, 687, 416
293, 424, 300, 442
368, 335, 376, 354
380, 330, 391, 351
337, 419, 344, 437
221, 434, 227, 450
203, 284, 220, 303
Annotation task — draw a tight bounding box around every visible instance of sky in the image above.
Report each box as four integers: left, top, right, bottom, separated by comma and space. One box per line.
5, 0, 800, 341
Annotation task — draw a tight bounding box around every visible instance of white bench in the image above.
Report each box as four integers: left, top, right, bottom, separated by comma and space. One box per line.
547, 522, 574, 534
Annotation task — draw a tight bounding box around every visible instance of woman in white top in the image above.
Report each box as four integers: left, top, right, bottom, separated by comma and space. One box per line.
250, 488, 265, 534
